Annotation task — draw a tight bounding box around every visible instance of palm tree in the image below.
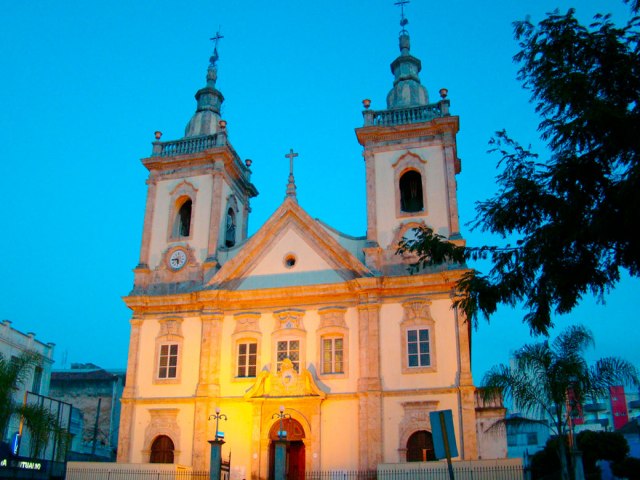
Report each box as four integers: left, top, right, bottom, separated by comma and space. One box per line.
0, 351, 62, 460
0, 351, 40, 441
481, 325, 639, 480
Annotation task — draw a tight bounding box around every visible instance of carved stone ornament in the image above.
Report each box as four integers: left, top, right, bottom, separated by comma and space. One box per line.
274, 309, 305, 331
233, 312, 261, 334
318, 307, 347, 329
401, 298, 433, 325
244, 358, 326, 400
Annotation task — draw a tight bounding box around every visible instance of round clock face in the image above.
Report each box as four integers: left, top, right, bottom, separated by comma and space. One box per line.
169, 249, 187, 270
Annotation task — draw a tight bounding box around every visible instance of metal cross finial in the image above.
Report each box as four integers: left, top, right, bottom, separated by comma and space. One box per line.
285, 148, 298, 176
285, 148, 299, 201
394, 0, 410, 32
209, 28, 224, 66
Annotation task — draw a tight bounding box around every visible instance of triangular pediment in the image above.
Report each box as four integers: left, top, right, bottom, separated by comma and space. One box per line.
208, 198, 370, 290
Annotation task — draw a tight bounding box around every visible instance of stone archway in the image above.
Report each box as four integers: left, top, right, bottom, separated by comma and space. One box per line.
268, 418, 306, 480
406, 430, 436, 462
150, 435, 175, 463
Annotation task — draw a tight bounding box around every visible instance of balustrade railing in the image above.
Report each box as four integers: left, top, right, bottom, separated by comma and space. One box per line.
363, 100, 450, 127
152, 133, 222, 157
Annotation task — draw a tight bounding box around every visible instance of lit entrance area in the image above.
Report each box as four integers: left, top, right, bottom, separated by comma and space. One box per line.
268, 418, 306, 480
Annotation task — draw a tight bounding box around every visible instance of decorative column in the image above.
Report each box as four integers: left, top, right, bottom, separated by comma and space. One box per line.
363, 150, 378, 243
454, 303, 477, 459
137, 178, 157, 269
117, 316, 143, 462
442, 132, 461, 236
357, 295, 383, 469
205, 164, 225, 267
193, 309, 224, 469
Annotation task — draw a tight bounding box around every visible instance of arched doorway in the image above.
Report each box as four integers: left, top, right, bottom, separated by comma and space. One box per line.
406, 430, 436, 462
150, 435, 174, 463
268, 418, 305, 480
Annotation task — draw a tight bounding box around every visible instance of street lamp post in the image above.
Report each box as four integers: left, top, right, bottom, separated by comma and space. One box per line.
271, 406, 291, 480
208, 408, 228, 480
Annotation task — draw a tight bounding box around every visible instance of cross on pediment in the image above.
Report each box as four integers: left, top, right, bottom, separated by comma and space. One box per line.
285, 148, 299, 201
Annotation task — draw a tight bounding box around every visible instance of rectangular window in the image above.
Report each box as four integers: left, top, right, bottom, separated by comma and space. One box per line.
32, 366, 43, 394
277, 340, 300, 372
322, 338, 344, 374
158, 344, 178, 379
237, 342, 258, 377
526, 432, 538, 445
407, 328, 430, 367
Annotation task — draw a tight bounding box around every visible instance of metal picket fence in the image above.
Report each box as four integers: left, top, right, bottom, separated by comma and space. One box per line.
306, 463, 524, 480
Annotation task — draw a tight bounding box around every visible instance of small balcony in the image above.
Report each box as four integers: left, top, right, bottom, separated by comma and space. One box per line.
151, 133, 223, 157
362, 101, 449, 127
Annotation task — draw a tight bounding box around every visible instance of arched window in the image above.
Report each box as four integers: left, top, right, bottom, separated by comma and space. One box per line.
406, 430, 436, 462
173, 198, 192, 238
150, 435, 174, 463
225, 208, 236, 247
400, 170, 424, 213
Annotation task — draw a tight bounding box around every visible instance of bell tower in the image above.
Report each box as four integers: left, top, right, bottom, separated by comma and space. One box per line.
355, 9, 463, 274
133, 36, 258, 294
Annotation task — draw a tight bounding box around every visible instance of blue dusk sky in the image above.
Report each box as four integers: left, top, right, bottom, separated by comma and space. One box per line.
1, 0, 638, 382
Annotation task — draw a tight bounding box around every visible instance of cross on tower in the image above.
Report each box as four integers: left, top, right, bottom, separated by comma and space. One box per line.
394, 0, 410, 31
285, 148, 299, 201
209, 28, 224, 65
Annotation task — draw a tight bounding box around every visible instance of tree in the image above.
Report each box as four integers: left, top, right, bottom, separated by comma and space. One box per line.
0, 351, 40, 440
530, 431, 629, 479
481, 325, 639, 480
0, 352, 60, 459
399, 1, 640, 335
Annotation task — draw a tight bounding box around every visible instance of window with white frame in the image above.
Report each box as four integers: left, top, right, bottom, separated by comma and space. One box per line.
277, 340, 300, 372
406, 328, 431, 368
158, 344, 179, 379
400, 299, 436, 374
237, 342, 257, 377
321, 337, 344, 374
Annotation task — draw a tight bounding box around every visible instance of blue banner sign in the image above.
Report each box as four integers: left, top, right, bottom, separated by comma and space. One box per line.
429, 409, 458, 459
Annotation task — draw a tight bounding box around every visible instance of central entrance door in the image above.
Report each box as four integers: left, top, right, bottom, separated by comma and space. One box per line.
268, 418, 306, 480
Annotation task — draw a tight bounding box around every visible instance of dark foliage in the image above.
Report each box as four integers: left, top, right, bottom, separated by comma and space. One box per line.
398, 2, 640, 335
611, 456, 640, 480
577, 430, 629, 478
531, 432, 630, 480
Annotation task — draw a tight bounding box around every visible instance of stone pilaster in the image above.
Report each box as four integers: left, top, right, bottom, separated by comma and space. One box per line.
137, 178, 157, 268
196, 309, 224, 397
117, 316, 143, 462
459, 386, 479, 459
455, 305, 473, 386
193, 309, 223, 469
442, 132, 461, 235
192, 400, 212, 469
364, 150, 378, 243
356, 300, 383, 469
206, 166, 225, 264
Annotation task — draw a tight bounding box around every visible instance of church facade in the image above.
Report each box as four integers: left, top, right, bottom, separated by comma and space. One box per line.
117, 15, 503, 479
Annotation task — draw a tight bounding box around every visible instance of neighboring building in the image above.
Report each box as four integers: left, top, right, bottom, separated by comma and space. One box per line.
50, 363, 125, 461
117, 12, 506, 479
505, 386, 640, 459
0, 320, 56, 443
